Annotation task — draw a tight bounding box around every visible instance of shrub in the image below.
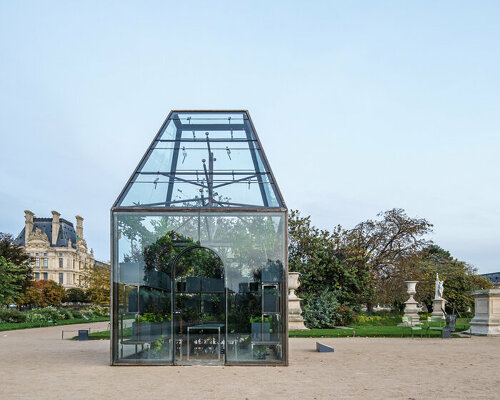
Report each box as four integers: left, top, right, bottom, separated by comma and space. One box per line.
35, 306, 64, 321
0, 308, 27, 323
58, 308, 74, 320
64, 288, 88, 303
67, 308, 83, 319
25, 311, 48, 324
354, 314, 382, 325
302, 290, 354, 328
83, 305, 110, 318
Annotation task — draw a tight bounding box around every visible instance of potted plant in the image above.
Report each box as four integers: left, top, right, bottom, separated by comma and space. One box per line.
253, 344, 267, 360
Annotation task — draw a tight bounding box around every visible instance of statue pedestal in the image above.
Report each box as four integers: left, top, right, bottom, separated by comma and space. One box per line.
470, 289, 500, 336
403, 299, 420, 325
431, 298, 446, 320
288, 300, 307, 330
403, 281, 420, 325
288, 272, 308, 330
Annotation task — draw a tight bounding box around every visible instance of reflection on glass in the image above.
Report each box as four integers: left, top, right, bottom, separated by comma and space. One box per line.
113, 213, 286, 365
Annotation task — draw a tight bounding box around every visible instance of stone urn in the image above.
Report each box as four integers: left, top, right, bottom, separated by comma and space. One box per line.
288, 272, 307, 330
403, 281, 420, 326
406, 281, 418, 298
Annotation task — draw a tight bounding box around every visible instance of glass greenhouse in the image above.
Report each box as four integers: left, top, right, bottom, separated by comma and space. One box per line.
111, 110, 288, 365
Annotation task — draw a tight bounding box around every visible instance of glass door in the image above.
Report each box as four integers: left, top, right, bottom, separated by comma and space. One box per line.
173, 246, 225, 365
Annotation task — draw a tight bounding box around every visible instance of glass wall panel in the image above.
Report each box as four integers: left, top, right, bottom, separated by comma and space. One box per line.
116, 111, 284, 209
112, 211, 286, 365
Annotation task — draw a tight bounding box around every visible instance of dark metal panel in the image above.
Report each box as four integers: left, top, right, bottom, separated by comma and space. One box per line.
112, 206, 287, 213
158, 138, 257, 143
110, 211, 117, 365
175, 123, 246, 131
140, 171, 268, 176
284, 209, 289, 366
171, 109, 249, 113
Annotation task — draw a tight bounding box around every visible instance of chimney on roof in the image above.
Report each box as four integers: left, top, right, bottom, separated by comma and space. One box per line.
51, 211, 61, 246
24, 210, 34, 245
76, 215, 84, 241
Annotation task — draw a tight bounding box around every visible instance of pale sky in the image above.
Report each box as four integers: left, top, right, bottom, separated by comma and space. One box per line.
1, 1, 499, 273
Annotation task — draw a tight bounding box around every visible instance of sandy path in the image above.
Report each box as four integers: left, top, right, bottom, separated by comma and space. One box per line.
0, 322, 499, 400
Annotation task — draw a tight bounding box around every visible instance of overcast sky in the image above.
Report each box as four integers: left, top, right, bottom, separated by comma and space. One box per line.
1, 1, 499, 273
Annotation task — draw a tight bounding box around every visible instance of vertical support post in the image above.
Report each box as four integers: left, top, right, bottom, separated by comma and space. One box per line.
166, 127, 182, 205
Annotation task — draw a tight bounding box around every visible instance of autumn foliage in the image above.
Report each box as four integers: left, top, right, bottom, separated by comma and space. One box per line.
21, 280, 66, 307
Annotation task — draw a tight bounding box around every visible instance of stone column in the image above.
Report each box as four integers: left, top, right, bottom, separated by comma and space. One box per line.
51, 211, 61, 245
470, 289, 500, 336
403, 281, 420, 326
288, 272, 308, 330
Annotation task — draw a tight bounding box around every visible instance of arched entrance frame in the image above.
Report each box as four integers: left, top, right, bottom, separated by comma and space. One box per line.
170, 244, 226, 365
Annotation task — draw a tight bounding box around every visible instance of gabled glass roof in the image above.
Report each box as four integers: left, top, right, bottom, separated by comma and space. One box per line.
114, 111, 285, 209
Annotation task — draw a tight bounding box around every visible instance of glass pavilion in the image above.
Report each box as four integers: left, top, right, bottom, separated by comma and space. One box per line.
111, 110, 288, 365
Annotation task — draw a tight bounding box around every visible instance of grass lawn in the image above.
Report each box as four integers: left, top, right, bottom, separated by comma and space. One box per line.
0, 316, 110, 332
72, 319, 471, 340
290, 318, 471, 338
71, 327, 131, 340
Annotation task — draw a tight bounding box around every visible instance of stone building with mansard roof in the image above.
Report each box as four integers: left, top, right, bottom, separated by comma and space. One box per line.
15, 210, 95, 289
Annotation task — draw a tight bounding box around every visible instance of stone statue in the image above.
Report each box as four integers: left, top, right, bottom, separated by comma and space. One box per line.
435, 273, 444, 300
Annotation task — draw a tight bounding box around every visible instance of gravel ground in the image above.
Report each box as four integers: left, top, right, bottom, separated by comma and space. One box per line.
1, 321, 499, 400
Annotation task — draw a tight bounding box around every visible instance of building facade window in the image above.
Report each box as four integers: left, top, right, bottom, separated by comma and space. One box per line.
44, 252, 47, 257
35, 258, 40, 267
59, 258, 63, 268
35, 252, 39, 256
73, 273, 76, 283
35, 272, 40, 280
43, 258, 48, 267
42, 272, 48, 280
59, 273, 63, 284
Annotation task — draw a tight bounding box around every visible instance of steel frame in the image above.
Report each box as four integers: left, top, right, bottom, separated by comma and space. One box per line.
110, 111, 288, 366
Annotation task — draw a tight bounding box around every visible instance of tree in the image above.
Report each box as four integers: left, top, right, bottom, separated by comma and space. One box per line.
408, 245, 493, 314
375, 245, 494, 314
81, 263, 110, 305
0, 233, 29, 266
351, 208, 433, 310
64, 288, 88, 303
352, 208, 433, 279
288, 210, 373, 308
0, 233, 32, 298
21, 280, 66, 307
0, 256, 31, 306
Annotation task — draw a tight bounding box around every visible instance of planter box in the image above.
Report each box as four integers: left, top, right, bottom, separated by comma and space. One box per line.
176, 281, 187, 292
251, 322, 270, 341
263, 291, 279, 313
186, 277, 200, 292
202, 277, 224, 292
